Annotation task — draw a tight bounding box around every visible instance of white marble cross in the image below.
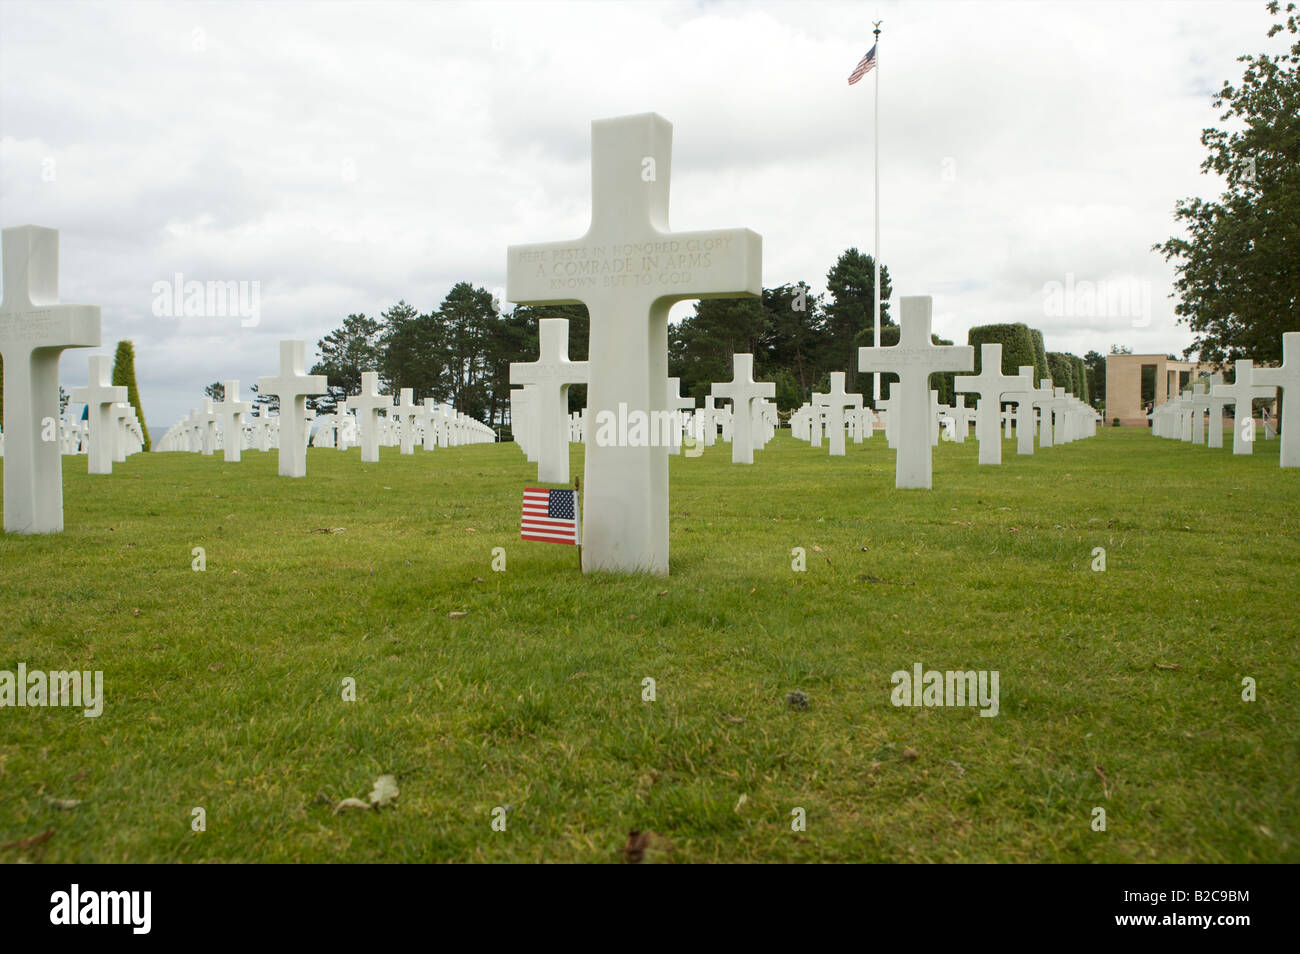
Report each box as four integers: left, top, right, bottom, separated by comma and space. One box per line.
1252, 333, 1299, 467
198, 398, 219, 456
954, 343, 1024, 466
1001, 367, 1046, 456
667, 376, 696, 454
857, 297, 973, 488
0, 226, 101, 533
418, 399, 440, 451
214, 380, 252, 463
1212, 360, 1276, 455
1183, 382, 1209, 445
506, 113, 761, 574
812, 371, 862, 457
109, 403, 133, 463
713, 353, 775, 465
343, 371, 389, 463
394, 388, 420, 455
510, 318, 589, 482
257, 340, 327, 477
69, 354, 126, 475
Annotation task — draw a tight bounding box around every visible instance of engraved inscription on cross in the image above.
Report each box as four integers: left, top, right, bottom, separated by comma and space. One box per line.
506, 113, 762, 575
0, 226, 101, 533
857, 296, 973, 489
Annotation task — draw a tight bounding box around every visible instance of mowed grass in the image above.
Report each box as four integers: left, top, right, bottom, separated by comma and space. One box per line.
1, 427, 1297, 863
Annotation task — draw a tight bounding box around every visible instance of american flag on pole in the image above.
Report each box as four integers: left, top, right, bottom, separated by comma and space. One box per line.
847, 44, 877, 85
521, 488, 580, 545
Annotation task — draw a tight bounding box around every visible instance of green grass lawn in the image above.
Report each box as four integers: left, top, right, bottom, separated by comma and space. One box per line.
1, 427, 1297, 863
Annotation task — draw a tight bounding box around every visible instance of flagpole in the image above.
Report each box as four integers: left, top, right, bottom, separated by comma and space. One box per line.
872, 19, 882, 404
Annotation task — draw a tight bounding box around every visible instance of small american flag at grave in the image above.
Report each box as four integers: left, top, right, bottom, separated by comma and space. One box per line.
520, 488, 580, 545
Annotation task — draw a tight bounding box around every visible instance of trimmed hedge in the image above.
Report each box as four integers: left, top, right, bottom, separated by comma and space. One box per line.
1030, 329, 1049, 384
1047, 352, 1076, 394
968, 323, 1037, 377
112, 340, 151, 452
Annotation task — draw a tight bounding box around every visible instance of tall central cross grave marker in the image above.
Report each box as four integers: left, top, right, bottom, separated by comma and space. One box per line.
507, 113, 761, 574
257, 340, 327, 478
857, 297, 973, 488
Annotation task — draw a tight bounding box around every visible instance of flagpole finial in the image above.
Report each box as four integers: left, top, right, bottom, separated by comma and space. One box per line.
873, 19, 882, 38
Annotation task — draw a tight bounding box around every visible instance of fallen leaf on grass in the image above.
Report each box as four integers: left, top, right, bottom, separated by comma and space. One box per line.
471, 577, 485, 583
369, 774, 399, 807
734, 794, 748, 813
464, 528, 477, 534
43, 797, 82, 810
656, 590, 668, 597
448, 611, 469, 619
1155, 662, 1182, 671
722, 715, 745, 724
308, 527, 347, 534
0, 830, 54, 850
902, 748, 920, 761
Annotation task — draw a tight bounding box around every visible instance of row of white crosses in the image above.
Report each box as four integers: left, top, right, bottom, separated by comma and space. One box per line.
852, 303, 1101, 489
155, 354, 494, 463
156, 383, 276, 455
506, 317, 784, 481
790, 372, 873, 455
65, 354, 145, 472
1148, 334, 1297, 467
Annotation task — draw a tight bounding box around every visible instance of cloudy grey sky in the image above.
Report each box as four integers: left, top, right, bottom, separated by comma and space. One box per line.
0, 0, 1280, 428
